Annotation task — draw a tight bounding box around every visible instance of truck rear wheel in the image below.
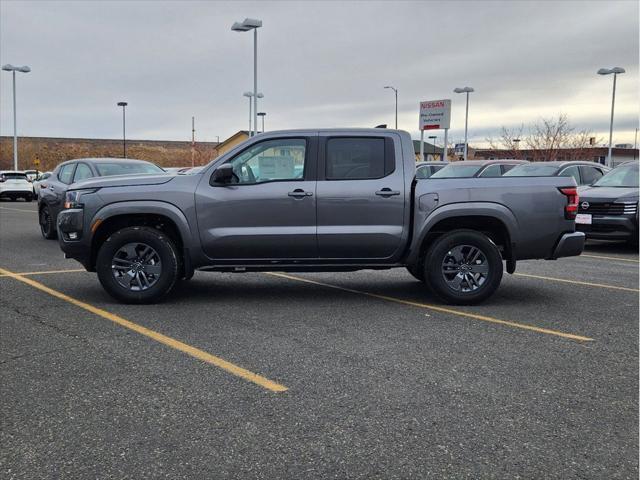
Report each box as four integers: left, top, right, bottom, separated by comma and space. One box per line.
96, 226, 179, 304
424, 229, 503, 305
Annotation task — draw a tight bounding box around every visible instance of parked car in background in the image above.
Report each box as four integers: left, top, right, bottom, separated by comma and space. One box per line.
0, 171, 34, 201
23, 169, 40, 181
504, 161, 610, 185
430, 160, 527, 178
416, 161, 448, 179
33, 171, 52, 199
38, 158, 165, 239
576, 161, 639, 244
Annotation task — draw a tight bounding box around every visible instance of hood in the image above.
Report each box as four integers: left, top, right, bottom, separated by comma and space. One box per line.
578, 185, 639, 203
71, 173, 175, 190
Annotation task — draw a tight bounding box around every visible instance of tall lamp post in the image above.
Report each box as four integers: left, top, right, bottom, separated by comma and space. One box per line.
598, 67, 625, 167
232, 18, 262, 137
2, 64, 31, 170
428, 135, 437, 159
117, 101, 128, 158
454, 86, 474, 161
257, 112, 266, 132
243, 92, 263, 134
383, 86, 398, 129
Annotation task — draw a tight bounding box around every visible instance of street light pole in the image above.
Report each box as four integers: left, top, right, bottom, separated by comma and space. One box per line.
257, 112, 266, 132
232, 18, 262, 137
454, 86, 474, 161
2, 64, 31, 170
598, 67, 625, 167
243, 92, 253, 133
384, 86, 398, 129
117, 102, 128, 158
428, 135, 437, 159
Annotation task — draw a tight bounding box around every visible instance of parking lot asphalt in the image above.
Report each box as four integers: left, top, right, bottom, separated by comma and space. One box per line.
1, 201, 638, 479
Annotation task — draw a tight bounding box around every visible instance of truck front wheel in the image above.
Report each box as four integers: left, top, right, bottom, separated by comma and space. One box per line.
96, 226, 179, 304
424, 229, 503, 305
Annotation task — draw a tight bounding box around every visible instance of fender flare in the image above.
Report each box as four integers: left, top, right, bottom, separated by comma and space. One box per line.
407, 202, 519, 265
91, 200, 194, 249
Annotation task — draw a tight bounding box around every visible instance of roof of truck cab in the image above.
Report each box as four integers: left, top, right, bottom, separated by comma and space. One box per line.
260, 128, 408, 135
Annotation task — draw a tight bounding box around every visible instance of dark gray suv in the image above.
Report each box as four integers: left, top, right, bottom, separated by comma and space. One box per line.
576, 162, 639, 244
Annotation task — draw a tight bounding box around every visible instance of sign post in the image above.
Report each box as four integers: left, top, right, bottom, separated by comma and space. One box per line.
419, 99, 451, 161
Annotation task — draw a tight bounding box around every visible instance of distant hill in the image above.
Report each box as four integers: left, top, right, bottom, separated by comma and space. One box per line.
0, 136, 220, 171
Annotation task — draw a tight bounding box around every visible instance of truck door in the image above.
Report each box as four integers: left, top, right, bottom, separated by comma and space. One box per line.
195, 136, 318, 260
316, 134, 406, 260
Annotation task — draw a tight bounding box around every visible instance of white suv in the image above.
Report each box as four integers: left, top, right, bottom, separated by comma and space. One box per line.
0, 171, 34, 202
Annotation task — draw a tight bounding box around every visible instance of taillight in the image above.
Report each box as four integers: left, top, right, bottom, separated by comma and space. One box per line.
559, 187, 578, 220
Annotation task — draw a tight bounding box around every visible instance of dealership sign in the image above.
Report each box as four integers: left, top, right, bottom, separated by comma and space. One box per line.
419, 99, 451, 130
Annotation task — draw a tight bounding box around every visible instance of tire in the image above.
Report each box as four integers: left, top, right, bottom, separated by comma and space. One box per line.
424, 229, 503, 305
39, 205, 57, 239
96, 226, 180, 304
406, 263, 425, 282
25, 194, 33, 202
10, 196, 16, 202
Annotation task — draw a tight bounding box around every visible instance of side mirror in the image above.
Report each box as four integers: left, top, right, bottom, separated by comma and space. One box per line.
210, 164, 234, 185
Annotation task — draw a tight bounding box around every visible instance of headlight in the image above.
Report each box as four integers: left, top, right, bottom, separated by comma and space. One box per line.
64, 188, 99, 209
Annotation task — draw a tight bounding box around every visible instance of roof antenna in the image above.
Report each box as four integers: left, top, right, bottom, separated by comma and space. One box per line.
375, 124, 387, 129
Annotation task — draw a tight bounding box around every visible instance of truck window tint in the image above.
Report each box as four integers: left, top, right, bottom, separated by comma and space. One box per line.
58, 164, 75, 184
228, 138, 306, 184
326, 138, 385, 180
478, 165, 502, 177
73, 163, 93, 182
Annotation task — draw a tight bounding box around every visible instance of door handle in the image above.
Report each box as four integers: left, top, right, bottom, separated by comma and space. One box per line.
375, 188, 400, 197
288, 189, 313, 198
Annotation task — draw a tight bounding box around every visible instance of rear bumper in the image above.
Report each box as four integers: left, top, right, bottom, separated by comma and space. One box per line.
549, 231, 585, 259
0, 188, 33, 197
576, 215, 638, 241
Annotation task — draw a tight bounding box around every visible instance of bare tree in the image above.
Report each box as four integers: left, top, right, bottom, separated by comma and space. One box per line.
485, 114, 600, 161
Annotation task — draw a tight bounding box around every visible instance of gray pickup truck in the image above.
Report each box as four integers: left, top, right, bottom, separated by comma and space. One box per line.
56, 129, 584, 305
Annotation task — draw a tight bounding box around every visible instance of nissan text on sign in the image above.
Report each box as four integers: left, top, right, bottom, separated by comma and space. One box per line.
419, 99, 451, 130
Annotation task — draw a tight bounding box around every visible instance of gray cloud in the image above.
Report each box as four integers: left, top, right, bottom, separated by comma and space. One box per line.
1, 0, 638, 146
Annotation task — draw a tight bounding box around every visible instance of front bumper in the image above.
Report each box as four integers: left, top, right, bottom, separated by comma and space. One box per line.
576, 215, 638, 241
57, 208, 92, 270
549, 231, 585, 259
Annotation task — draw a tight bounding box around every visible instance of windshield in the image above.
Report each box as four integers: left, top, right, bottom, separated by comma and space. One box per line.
593, 163, 639, 188
503, 164, 559, 176
95, 161, 165, 177
430, 164, 482, 178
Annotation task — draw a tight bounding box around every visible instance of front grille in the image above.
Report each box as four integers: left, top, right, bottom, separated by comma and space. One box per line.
578, 202, 637, 216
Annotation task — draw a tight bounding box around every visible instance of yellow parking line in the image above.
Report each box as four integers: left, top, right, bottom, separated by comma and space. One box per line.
580, 253, 639, 264
0, 268, 86, 277
515, 272, 639, 293
0, 206, 38, 213
0, 267, 288, 393
266, 272, 593, 342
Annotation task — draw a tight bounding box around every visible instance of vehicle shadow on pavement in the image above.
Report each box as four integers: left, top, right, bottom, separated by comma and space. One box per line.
584, 240, 638, 254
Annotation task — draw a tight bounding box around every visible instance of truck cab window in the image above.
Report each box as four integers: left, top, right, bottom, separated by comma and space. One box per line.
326, 138, 387, 180
228, 139, 306, 184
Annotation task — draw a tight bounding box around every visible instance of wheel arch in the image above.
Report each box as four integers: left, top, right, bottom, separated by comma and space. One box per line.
89, 202, 194, 277
409, 203, 518, 273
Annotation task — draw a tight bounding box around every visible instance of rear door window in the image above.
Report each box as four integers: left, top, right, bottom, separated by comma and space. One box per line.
579, 166, 604, 185
325, 137, 391, 180
58, 164, 76, 184
73, 163, 94, 182
559, 166, 581, 184
478, 164, 502, 177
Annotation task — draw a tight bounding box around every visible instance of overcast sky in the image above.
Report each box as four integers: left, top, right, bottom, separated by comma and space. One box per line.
1, 0, 638, 147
